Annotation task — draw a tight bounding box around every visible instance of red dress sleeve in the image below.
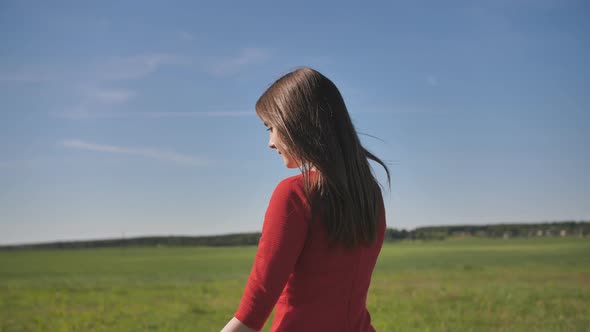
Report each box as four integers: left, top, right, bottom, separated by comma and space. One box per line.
234, 176, 311, 331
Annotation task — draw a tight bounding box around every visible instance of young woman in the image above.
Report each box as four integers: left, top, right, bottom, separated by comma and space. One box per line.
221, 67, 389, 332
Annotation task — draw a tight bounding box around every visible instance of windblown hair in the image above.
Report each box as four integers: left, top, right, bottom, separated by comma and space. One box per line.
256, 67, 390, 249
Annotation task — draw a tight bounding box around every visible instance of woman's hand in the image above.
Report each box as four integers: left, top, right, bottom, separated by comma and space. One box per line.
220, 317, 258, 332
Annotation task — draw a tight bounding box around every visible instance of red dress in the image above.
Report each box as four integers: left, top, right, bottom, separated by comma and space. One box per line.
235, 173, 386, 331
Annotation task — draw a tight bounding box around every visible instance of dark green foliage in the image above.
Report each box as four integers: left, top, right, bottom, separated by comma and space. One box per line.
0, 233, 262, 250
410, 221, 590, 240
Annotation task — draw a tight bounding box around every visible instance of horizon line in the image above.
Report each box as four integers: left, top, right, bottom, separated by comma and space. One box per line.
2, 219, 587, 247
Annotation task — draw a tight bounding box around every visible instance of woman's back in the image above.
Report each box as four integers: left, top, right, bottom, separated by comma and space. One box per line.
221, 67, 390, 332
235, 173, 386, 331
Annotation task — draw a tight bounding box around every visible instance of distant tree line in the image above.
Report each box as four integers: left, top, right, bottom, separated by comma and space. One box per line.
387, 221, 590, 241
1, 221, 588, 250
0, 233, 261, 251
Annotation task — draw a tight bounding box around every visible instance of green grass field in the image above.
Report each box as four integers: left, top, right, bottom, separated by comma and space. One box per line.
1, 237, 589, 331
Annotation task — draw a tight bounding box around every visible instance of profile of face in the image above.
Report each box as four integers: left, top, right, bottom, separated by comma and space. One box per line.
265, 124, 300, 169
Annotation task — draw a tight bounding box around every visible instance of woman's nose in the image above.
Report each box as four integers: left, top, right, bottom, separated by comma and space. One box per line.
268, 139, 276, 149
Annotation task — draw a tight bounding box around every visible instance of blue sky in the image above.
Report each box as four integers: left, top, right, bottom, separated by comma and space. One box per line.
1, 1, 589, 245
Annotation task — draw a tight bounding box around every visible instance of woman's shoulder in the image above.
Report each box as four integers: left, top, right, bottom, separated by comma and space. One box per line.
274, 171, 318, 193
270, 173, 313, 213
274, 173, 305, 195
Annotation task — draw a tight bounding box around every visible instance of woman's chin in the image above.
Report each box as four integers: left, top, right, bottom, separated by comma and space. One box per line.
283, 160, 298, 169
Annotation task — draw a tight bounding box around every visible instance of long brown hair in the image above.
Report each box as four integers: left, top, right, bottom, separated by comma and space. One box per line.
256, 67, 390, 249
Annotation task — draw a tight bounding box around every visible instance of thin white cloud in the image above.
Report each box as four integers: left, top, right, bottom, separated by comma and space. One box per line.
207, 48, 270, 77
179, 30, 194, 41
350, 107, 451, 114
139, 111, 254, 118
52, 104, 93, 119
62, 139, 209, 166
87, 88, 136, 104
0, 161, 13, 168
54, 109, 254, 119
5, 47, 269, 86
98, 53, 190, 80
96, 18, 111, 27
483, 0, 567, 11
0, 72, 51, 82
7, 49, 270, 120
51, 87, 136, 119
426, 75, 438, 87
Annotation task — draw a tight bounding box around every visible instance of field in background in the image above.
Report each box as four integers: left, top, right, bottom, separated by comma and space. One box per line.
1, 238, 589, 331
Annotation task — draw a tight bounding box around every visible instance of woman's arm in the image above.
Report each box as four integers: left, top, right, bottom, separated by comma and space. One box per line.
225, 177, 311, 331
220, 317, 257, 332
